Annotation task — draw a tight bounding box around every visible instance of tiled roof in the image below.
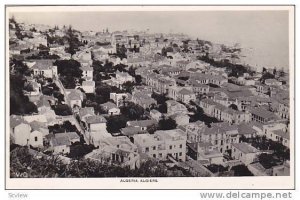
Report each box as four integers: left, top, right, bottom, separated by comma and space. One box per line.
127, 119, 157, 128
79, 107, 95, 118
82, 81, 95, 86
86, 115, 107, 124
31, 60, 54, 70
273, 129, 290, 140
80, 66, 93, 71
101, 102, 118, 110
178, 88, 193, 95
121, 127, 148, 136
232, 143, 258, 154
248, 107, 279, 120
238, 123, 257, 135
10, 115, 27, 128
68, 91, 82, 101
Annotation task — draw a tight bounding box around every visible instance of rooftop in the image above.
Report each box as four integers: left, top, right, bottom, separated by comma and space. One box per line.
80, 66, 93, 71
79, 107, 95, 118
51, 132, 80, 147
273, 129, 290, 140
232, 142, 258, 154
127, 119, 157, 128
31, 60, 54, 70
249, 107, 279, 120
86, 115, 107, 124
82, 81, 95, 86
155, 129, 186, 141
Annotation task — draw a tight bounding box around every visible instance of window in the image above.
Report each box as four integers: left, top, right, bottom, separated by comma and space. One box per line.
179, 144, 182, 148
153, 146, 156, 150
179, 152, 182, 156
153, 154, 156, 158
159, 153, 162, 158
145, 147, 149, 152
169, 145, 172, 150
34, 136, 38, 142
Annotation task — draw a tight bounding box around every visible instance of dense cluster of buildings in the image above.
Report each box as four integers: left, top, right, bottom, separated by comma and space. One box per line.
9, 19, 290, 176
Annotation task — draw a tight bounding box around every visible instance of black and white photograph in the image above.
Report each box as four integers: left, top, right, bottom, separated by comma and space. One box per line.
5, 5, 295, 189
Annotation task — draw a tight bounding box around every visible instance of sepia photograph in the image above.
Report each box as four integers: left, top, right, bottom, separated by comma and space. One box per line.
5, 5, 295, 189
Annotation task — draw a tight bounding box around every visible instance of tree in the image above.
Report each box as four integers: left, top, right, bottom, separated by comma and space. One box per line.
157, 103, 167, 114
10, 146, 190, 178
65, 26, 83, 55
135, 75, 142, 85
120, 102, 145, 120
258, 153, 278, 169
260, 72, 275, 84
229, 104, 238, 111
158, 117, 177, 130
122, 81, 135, 93
231, 165, 253, 176
106, 115, 128, 133
151, 93, 169, 105
10, 74, 38, 115
54, 60, 82, 78
53, 91, 65, 103
189, 104, 219, 126
53, 104, 72, 116
54, 59, 82, 89
279, 69, 285, 77
273, 68, 277, 76
207, 164, 228, 174
68, 143, 95, 159
42, 87, 53, 96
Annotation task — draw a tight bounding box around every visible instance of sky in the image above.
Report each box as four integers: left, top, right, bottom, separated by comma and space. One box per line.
10, 10, 290, 70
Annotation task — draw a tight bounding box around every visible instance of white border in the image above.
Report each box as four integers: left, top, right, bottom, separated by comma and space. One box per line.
5, 5, 295, 190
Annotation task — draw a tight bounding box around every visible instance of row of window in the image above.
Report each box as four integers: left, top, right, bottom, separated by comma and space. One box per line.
152, 152, 183, 158
145, 144, 183, 152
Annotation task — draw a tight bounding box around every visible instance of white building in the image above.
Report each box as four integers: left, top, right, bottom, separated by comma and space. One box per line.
81, 81, 95, 93
231, 143, 259, 166
81, 66, 93, 81
133, 129, 187, 162
32, 60, 58, 78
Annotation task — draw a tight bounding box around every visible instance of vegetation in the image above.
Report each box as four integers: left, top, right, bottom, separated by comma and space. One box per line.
158, 117, 177, 130
260, 72, 275, 83
52, 104, 72, 116
10, 147, 185, 178
242, 136, 290, 162
122, 81, 135, 93
68, 142, 95, 159
65, 26, 84, 56
115, 43, 127, 59
189, 101, 220, 126
206, 164, 228, 174
197, 55, 254, 78
48, 121, 78, 134
106, 115, 128, 133
54, 59, 82, 89
231, 165, 253, 176
120, 102, 145, 120
151, 93, 170, 113
258, 153, 279, 169
10, 59, 38, 115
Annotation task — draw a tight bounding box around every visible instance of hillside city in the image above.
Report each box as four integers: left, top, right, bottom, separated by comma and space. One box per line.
9, 16, 290, 178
